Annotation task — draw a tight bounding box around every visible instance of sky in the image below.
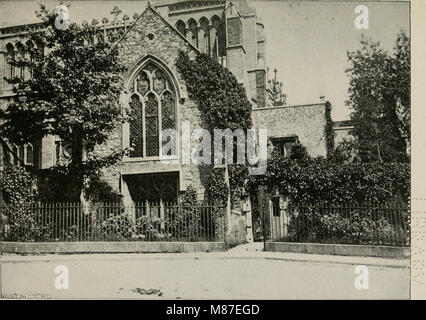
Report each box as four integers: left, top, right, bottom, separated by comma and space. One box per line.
0, 0, 410, 120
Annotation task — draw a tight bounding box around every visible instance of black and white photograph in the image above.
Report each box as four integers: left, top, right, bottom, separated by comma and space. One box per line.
0, 0, 421, 304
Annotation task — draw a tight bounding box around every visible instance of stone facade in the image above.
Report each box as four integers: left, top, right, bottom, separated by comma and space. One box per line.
252, 103, 329, 158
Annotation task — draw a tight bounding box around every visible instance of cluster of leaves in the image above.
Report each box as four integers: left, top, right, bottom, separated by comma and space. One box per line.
0, 4, 127, 200
0, 166, 51, 241
175, 51, 252, 200
206, 168, 229, 212
35, 165, 121, 202
346, 31, 410, 162
247, 144, 410, 205
0, 166, 35, 205
177, 185, 201, 240
175, 51, 252, 131
94, 213, 166, 241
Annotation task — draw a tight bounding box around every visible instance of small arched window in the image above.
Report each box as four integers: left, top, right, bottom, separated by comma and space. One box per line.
187, 19, 198, 47
25, 40, 34, 79
16, 42, 25, 79
129, 63, 177, 158
175, 20, 186, 36
199, 17, 210, 54
5, 43, 15, 79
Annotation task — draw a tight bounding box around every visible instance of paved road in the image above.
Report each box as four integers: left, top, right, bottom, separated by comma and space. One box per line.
1, 247, 410, 299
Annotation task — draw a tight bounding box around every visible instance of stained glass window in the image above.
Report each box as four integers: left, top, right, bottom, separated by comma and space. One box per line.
129, 64, 176, 158
129, 94, 143, 157
161, 91, 176, 156
145, 93, 159, 157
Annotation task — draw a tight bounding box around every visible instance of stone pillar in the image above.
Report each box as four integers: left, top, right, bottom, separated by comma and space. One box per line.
224, 165, 232, 246
195, 26, 201, 50
209, 26, 218, 58
198, 27, 207, 54
0, 50, 6, 91
242, 195, 253, 242
121, 175, 135, 220
40, 135, 55, 169
280, 195, 289, 238
185, 27, 191, 41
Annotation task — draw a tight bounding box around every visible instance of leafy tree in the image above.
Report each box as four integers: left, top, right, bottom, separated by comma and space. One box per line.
0, 4, 127, 200
247, 150, 410, 205
345, 31, 410, 163
175, 51, 252, 131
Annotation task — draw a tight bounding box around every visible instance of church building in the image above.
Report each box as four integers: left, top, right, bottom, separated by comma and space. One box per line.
0, 0, 342, 218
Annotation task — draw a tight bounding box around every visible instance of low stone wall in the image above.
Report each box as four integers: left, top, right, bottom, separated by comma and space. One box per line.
0, 241, 226, 255
265, 242, 410, 259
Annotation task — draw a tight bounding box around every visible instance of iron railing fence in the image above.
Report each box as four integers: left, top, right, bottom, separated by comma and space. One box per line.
0, 202, 225, 242
269, 202, 410, 247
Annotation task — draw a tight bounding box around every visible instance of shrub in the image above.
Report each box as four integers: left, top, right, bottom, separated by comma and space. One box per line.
286, 207, 408, 246
2, 206, 52, 242
94, 214, 135, 241
134, 215, 168, 241
247, 152, 410, 204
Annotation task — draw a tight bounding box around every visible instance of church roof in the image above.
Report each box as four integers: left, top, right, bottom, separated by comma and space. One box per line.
110, 3, 200, 53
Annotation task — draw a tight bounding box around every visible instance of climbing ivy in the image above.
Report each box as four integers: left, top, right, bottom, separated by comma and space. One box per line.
175, 51, 252, 131
206, 168, 229, 207
0, 166, 51, 241
0, 166, 35, 206
176, 51, 252, 203
247, 147, 410, 205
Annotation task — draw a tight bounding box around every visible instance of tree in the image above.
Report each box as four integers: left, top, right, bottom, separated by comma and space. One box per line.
0, 4, 127, 200
345, 31, 410, 163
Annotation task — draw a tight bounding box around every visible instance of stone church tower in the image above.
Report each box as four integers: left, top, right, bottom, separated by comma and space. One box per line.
154, 0, 268, 109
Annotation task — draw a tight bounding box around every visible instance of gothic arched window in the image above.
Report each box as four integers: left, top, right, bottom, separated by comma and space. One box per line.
129, 63, 177, 158
5, 43, 15, 79
175, 20, 186, 36
16, 42, 25, 80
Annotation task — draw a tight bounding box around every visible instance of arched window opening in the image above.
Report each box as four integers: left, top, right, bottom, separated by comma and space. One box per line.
16, 42, 25, 80
161, 91, 176, 156
128, 62, 177, 158
6, 43, 15, 79
25, 40, 34, 79
199, 17, 209, 54
145, 92, 159, 157
187, 19, 198, 47
129, 94, 143, 157
175, 20, 186, 36
211, 16, 221, 58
